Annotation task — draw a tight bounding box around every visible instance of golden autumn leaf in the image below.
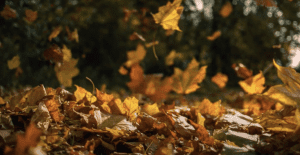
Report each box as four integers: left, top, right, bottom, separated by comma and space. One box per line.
264, 60, 300, 107
7, 55, 20, 69
24, 9, 37, 22
61, 44, 72, 62
172, 58, 207, 94
211, 72, 228, 89
65, 26, 79, 43
165, 50, 182, 66
207, 30, 221, 41
125, 44, 146, 68
151, 0, 184, 31
0, 5, 17, 20
239, 71, 265, 94
54, 58, 79, 87
197, 99, 224, 117
219, 2, 233, 18
74, 85, 97, 103
48, 26, 62, 41
141, 103, 160, 116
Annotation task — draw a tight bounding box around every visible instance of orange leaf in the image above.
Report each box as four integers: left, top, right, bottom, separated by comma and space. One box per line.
127, 63, 146, 93
43, 95, 64, 122
211, 72, 228, 89
255, 0, 277, 7
43, 44, 64, 64
118, 65, 128, 75
232, 63, 253, 79
219, 2, 232, 18
151, 0, 184, 31
66, 26, 79, 43
172, 58, 207, 94
0, 5, 17, 20
239, 71, 265, 94
125, 44, 146, 67
207, 30, 221, 41
48, 26, 62, 41
24, 9, 37, 22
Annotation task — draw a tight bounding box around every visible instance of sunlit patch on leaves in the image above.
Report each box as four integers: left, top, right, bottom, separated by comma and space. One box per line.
151, 0, 184, 31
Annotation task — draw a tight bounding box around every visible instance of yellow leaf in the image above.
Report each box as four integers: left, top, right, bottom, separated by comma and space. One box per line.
61, 45, 72, 62
141, 103, 160, 116
125, 43, 146, 68
264, 60, 300, 107
7, 55, 20, 69
54, 58, 79, 87
197, 112, 205, 126
74, 85, 97, 103
198, 99, 224, 117
48, 26, 62, 41
172, 58, 207, 94
239, 71, 265, 94
151, 0, 184, 31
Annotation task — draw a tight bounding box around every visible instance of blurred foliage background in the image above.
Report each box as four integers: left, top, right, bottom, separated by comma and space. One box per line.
0, 0, 299, 93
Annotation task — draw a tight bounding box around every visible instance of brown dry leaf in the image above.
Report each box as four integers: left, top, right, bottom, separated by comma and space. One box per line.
4, 123, 42, 155
129, 32, 146, 41
66, 26, 79, 43
15, 66, 23, 77
151, 0, 184, 31
219, 2, 233, 18
264, 59, 300, 107
197, 99, 224, 117
118, 66, 128, 75
125, 44, 146, 68
211, 72, 228, 89
232, 63, 253, 79
54, 58, 79, 87
255, 0, 277, 7
43, 44, 64, 64
48, 26, 62, 41
239, 71, 265, 94
0, 5, 17, 20
207, 30, 221, 41
172, 58, 207, 94
62, 44, 72, 62
24, 9, 37, 22
127, 63, 146, 93
141, 103, 160, 116
7, 55, 20, 70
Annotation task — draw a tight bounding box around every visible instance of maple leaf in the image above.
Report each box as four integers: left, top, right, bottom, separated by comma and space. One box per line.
54, 58, 79, 87
219, 2, 233, 18
239, 71, 265, 94
74, 85, 97, 103
141, 103, 160, 116
264, 60, 300, 107
24, 9, 37, 22
125, 44, 146, 68
211, 72, 228, 89
0, 5, 17, 20
48, 26, 62, 41
151, 0, 184, 31
172, 58, 207, 94
7, 55, 20, 69
197, 99, 224, 117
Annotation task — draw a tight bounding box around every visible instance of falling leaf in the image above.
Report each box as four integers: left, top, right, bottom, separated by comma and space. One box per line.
61, 45, 72, 62
48, 26, 62, 41
54, 58, 79, 87
165, 29, 175, 36
123, 8, 137, 22
125, 44, 146, 68
232, 63, 253, 79
0, 5, 17, 20
66, 26, 79, 43
211, 73, 228, 89
264, 60, 300, 107
24, 9, 37, 22
219, 2, 233, 18
151, 0, 184, 31
129, 32, 146, 41
145, 41, 159, 48
165, 50, 182, 66
255, 0, 277, 7
239, 71, 265, 94
118, 66, 128, 75
127, 63, 146, 93
172, 58, 207, 94
197, 99, 224, 117
207, 30, 221, 41
43, 44, 64, 64
7, 55, 20, 70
